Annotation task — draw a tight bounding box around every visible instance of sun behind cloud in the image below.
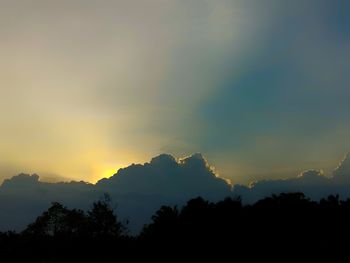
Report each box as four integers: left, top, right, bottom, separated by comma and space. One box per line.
101, 168, 118, 180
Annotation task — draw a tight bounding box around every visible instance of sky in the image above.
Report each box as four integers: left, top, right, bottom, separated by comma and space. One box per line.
0, 0, 349, 184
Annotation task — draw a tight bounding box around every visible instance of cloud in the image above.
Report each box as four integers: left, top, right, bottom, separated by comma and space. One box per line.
1, 0, 348, 185
1, 173, 93, 193
0, 153, 232, 233
96, 153, 231, 200
0, 0, 272, 185
0, 173, 96, 231
234, 153, 350, 203
332, 153, 350, 183
2, 152, 350, 234
191, 0, 350, 183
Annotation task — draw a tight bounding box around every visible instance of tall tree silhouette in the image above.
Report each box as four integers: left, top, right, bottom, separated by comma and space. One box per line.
87, 194, 125, 238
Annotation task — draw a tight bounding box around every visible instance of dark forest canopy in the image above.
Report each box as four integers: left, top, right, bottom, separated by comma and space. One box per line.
1, 192, 350, 262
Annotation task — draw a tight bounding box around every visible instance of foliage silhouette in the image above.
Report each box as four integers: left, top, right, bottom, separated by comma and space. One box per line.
87, 194, 125, 238
24, 202, 87, 237
1, 192, 350, 261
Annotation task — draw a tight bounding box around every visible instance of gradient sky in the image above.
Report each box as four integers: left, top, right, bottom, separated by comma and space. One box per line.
0, 0, 349, 184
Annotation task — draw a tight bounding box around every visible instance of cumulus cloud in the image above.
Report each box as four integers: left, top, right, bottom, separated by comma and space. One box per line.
234, 170, 330, 203
0, 153, 232, 233
96, 153, 231, 200
2, 153, 350, 233
332, 153, 350, 183
0, 0, 260, 184
0, 173, 95, 231
193, 0, 350, 184
234, 154, 350, 203
0, 0, 348, 185
1, 173, 93, 194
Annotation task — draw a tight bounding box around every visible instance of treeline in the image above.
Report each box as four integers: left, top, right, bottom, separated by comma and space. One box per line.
1, 193, 350, 262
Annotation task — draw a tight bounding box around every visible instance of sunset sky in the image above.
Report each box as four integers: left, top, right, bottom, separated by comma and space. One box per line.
0, 0, 349, 184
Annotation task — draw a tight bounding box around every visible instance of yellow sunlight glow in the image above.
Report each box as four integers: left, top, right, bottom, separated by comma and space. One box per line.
101, 168, 117, 180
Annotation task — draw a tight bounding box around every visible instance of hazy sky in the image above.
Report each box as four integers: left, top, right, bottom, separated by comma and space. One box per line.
0, 0, 349, 184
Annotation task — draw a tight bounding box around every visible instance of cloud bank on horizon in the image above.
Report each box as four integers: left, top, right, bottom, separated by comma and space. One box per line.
1, 152, 350, 233
0, 0, 349, 184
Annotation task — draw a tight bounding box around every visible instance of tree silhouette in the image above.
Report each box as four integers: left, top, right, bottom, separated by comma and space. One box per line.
141, 205, 179, 240
23, 202, 87, 237
2, 192, 350, 262
87, 194, 125, 238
